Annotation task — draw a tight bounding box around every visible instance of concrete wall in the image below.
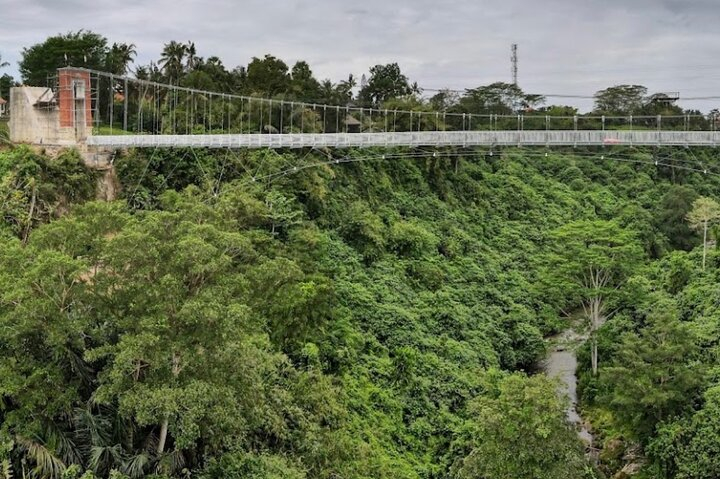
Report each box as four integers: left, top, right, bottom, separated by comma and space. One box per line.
9, 87, 76, 145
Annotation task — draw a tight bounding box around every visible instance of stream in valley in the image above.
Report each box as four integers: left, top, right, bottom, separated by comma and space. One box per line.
542, 326, 594, 446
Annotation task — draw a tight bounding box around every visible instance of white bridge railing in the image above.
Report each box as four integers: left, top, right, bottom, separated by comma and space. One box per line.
88, 130, 720, 149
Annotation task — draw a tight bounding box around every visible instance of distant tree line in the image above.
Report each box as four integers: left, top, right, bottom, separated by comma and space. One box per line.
3, 30, 719, 125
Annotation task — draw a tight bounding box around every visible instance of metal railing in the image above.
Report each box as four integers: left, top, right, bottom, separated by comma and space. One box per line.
51, 67, 717, 137
88, 130, 720, 149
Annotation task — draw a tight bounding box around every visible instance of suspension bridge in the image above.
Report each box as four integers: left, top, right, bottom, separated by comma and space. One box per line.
8, 67, 720, 150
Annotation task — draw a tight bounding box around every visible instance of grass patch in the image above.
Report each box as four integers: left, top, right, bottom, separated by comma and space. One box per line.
0, 119, 9, 145
93, 124, 133, 136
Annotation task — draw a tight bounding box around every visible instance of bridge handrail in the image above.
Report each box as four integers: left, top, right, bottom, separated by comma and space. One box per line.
87, 130, 720, 149
67, 67, 718, 127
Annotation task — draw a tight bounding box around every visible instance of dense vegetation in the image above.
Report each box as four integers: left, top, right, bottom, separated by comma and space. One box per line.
2, 142, 720, 478
3, 32, 720, 479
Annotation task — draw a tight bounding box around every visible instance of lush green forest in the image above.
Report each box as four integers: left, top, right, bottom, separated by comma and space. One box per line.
3, 143, 720, 479
2, 32, 720, 479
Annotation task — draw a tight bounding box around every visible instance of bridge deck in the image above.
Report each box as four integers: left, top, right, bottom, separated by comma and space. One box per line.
87, 130, 720, 149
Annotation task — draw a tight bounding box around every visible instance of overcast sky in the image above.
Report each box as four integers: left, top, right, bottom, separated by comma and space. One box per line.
1, 0, 720, 111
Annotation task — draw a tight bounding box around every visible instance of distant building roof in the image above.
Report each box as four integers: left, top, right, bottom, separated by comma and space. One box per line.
649, 92, 680, 102
344, 114, 361, 126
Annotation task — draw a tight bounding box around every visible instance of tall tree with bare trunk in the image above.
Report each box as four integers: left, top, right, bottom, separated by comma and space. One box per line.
547, 220, 643, 375
686, 196, 720, 271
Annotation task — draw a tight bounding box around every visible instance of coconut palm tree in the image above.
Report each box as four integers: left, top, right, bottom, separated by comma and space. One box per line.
185, 41, 199, 71
336, 74, 357, 104
8, 404, 187, 479
107, 42, 136, 75
158, 41, 186, 83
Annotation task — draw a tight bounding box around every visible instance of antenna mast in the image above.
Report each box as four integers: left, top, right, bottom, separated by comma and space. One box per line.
511, 44, 518, 86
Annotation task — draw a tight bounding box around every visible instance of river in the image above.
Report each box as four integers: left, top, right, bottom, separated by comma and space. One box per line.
542, 327, 594, 446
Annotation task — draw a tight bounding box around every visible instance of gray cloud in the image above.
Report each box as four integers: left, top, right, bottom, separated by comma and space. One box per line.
1, 0, 720, 111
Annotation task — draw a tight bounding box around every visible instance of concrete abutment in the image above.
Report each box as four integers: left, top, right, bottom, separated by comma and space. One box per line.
9, 67, 105, 168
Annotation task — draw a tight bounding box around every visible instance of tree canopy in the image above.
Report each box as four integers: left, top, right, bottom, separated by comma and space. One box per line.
19, 31, 135, 85
358, 63, 415, 108
454, 372, 588, 479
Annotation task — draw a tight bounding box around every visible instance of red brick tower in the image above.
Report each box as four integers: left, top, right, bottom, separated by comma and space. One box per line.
57, 68, 93, 129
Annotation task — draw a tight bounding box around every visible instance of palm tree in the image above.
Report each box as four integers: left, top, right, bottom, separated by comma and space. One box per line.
318, 79, 335, 104
8, 404, 188, 479
135, 62, 162, 83
0, 54, 8, 69
336, 74, 357, 104
185, 41, 199, 71
107, 42, 136, 75
158, 41, 186, 83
